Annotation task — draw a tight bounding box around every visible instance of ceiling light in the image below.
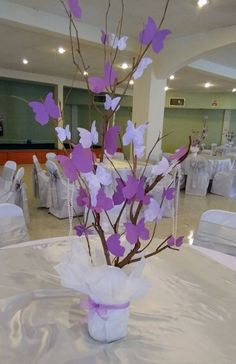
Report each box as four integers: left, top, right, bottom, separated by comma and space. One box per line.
204, 82, 212, 88
129, 79, 134, 85
22, 58, 29, 65
121, 62, 129, 70
232, 88, 236, 93
83, 71, 88, 76
57, 47, 66, 54
164, 86, 169, 91
197, 0, 208, 8
169, 75, 175, 80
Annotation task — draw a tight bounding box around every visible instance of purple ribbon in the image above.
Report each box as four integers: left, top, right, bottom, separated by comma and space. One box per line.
80, 297, 130, 320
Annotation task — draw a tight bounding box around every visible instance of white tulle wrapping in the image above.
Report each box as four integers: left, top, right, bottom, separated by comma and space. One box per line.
55, 241, 149, 342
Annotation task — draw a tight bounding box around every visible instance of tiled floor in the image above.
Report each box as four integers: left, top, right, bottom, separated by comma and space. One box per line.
4, 164, 236, 242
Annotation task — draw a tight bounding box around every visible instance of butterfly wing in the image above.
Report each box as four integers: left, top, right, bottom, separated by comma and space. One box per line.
104, 62, 117, 88
28, 101, 49, 125
137, 218, 150, 241
67, 0, 82, 19
88, 76, 106, 93
175, 236, 184, 247
167, 236, 175, 247
122, 120, 136, 146
111, 96, 121, 111
110, 33, 119, 48
152, 29, 171, 54
55, 127, 66, 142
117, 36, 128, 50
104, 125, 120, 155
139, 16, 157, 45
133, 57, 152, 80
77, 128, 93, 148
104, 94, 112, 110
107, 234, 125, 257
65, 124, 71, 140
44, 92, 61, 119
57, 155, 78, 182
124, 222, 138, 245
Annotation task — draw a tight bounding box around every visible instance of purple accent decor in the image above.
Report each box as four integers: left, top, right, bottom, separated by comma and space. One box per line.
124, 218, 149, 245
104, 125, 121, 155
74, 224, 94, 237
94, 188, 114, 212
88, 62, 117, 93
113, 178, 125, 205
169, 147, 187, 161
107, 234, 125, 257
162, 187, 176, 201
101, 30, 109, 45
139, 16, 171, 54
167, 236, 184, 248
80, 297, 130, 320
67, 0, 82, 19
29, 92, 60, 125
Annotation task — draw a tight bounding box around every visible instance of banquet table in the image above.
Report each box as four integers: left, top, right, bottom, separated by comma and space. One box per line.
181, 154, 232, 179
0, 236, 236, 364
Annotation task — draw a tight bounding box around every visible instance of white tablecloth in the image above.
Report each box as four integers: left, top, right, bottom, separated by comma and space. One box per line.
0, 236, 235, 363
182, 154, 232, 178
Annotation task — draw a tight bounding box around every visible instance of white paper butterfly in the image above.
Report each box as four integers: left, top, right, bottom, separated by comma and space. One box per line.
77, 120, 98, 148
104, 94, 121, 111
110, 33, 128, 50
122, 120, 148, 158
55, 124, 71, 142
133, 57, 153, 80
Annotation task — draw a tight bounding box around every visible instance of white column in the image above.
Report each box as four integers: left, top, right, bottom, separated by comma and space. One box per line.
132, 67, 166, 160
221, 110, 231, 144
55, 83, 64, 150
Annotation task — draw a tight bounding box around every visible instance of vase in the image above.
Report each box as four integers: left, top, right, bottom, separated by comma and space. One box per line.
85, 297, 130, 342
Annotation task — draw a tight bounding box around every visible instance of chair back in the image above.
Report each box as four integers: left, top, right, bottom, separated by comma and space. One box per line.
185, 156, 209, 196
193, 209, 236, 256
2, 161, 17, 182
12, 167, 24, 190
0, 203, 29, 246
46, 152, 57, 160
33, 155, 42, 173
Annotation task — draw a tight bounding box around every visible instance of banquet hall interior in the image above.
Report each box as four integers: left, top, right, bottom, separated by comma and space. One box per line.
0, 0, 236, 362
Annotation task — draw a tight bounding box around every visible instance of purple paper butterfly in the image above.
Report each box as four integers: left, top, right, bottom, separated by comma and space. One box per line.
104, 125, 121, 155
112, 178, 125, 205
139, 16, 171, 54
88, 62, 118, 93
124, 218, 149, 245
122, 175, 139, 200
94, 187, 114, 212
57, 144, 93, 182
29, 92, 60, 125
74, 224, 93, 237
169, 147, 187, 161
107, 234, 125, 257
162, 187, 176, 201
167, 236, 184, 248
67, 0, 82, 19
77, 188, 90, 207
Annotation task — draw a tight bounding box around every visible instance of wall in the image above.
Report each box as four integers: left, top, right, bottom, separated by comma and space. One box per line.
0, 78, 56, 144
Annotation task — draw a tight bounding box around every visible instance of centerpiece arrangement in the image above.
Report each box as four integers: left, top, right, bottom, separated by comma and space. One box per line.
191, 117, 208, 154
28, 0, 188, 342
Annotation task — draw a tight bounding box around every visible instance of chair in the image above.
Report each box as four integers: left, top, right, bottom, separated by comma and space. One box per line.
211, 143, 217, 156
1, 161, 17, 181
193, 209, 236, 257
211, 168, 236, 198
46, 160, 84, 219
185, 156, 209, 196
8, 167, 30, 225
0, 203, 29, 246
150, 173, 176, 218
32, 155, 51, 208
46, 152, 57, 160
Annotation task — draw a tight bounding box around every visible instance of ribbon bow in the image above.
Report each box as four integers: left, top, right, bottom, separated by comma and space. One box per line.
80, 297, 130, 321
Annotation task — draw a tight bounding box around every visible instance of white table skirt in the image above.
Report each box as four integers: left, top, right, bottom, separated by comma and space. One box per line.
0, 236, 236, 363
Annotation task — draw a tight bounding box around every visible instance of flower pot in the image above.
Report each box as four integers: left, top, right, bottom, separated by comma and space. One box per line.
83, 297, 130, 342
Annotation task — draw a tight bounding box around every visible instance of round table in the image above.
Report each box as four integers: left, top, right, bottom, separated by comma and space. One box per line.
0, 236, 235, 363
182, 154, 232, 178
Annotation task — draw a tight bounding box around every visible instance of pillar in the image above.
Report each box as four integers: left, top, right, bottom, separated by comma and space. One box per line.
221, 110, 231, 144
132, 66, 166, 161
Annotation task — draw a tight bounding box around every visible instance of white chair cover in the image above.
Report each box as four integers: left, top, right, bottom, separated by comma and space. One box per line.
0, 203, 29, 246
32, 155, 51, 208
0, 160, 17, 192
193, 209, 236, 256
112, 152, 125, 161
185, 156, 209, 196
211, 169, 236, 198
150, 174, 175, 218
46, 152, 57, 160
46, 160, 84, 219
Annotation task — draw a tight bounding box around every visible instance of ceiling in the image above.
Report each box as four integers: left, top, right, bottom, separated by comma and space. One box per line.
1, 0, 236, 93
